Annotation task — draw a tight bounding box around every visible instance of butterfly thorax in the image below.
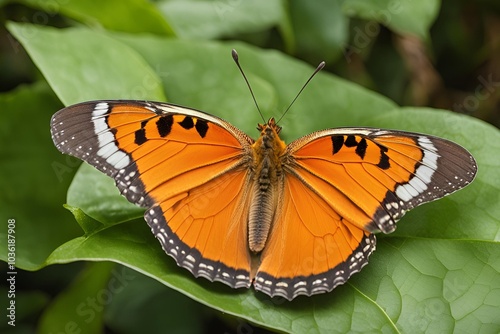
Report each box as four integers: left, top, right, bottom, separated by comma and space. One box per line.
248, 118, 287, 253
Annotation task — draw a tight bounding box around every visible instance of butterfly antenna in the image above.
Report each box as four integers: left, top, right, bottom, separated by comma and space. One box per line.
276, 61, 325, 124
232, 49, 266, 122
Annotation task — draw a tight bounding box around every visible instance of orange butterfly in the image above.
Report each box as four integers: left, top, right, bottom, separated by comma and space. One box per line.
50, 55, 477, 301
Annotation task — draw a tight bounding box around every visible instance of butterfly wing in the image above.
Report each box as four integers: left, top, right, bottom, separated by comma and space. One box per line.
288, 128, 477, 233
51, 101, 255, 288
255, 128, 476, 300
255, 173, 376, 300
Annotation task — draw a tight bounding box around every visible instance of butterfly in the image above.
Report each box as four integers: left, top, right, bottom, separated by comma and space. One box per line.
50, 59, 477, 301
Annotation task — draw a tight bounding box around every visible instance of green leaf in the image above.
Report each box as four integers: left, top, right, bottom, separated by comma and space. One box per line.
362, 238, 500, 333
289, 0, 349, 63
158, 0, 285, 40
64, 205, 104, 235
6, 22, 499, 333
0, 81, 82, 269
15, 0, 174, 35
7, 22, 166, 105
342, 0, 441, 39
38, 262, 115, 334
105, 266, 205, 334
110, 33, 397, 139
67, 165, 144, 227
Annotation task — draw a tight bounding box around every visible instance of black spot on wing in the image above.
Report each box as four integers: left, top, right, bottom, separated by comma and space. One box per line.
156, 115, 173, 137
195, 119, 209, 138
377, 146, 390, 169
332, 135, 369, 160
344, 135, 358, 147
179, 116, 194, 129
331, 136, 344, 154
134, 120, 150, 145
134, 128, 147, 145
355, 138, 367, 159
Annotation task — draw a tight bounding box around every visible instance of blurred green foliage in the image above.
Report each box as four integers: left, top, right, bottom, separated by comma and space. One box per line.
0, 0, 499, 333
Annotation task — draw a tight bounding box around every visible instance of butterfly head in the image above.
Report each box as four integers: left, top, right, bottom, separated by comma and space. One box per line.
253, 117, 287, 159
257, 117, 282, 135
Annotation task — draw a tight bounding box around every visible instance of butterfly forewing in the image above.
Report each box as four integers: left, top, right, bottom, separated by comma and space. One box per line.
287, 128, 477, 234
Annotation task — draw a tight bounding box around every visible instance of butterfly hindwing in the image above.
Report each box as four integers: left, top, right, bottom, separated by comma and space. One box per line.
255, 174, 376, 300
146, 169, 254, 288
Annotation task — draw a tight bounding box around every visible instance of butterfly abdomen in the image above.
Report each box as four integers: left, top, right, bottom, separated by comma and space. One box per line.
248, 120, 287, 253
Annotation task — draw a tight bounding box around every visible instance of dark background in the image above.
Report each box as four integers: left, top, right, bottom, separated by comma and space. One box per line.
0, 1, 499, 333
